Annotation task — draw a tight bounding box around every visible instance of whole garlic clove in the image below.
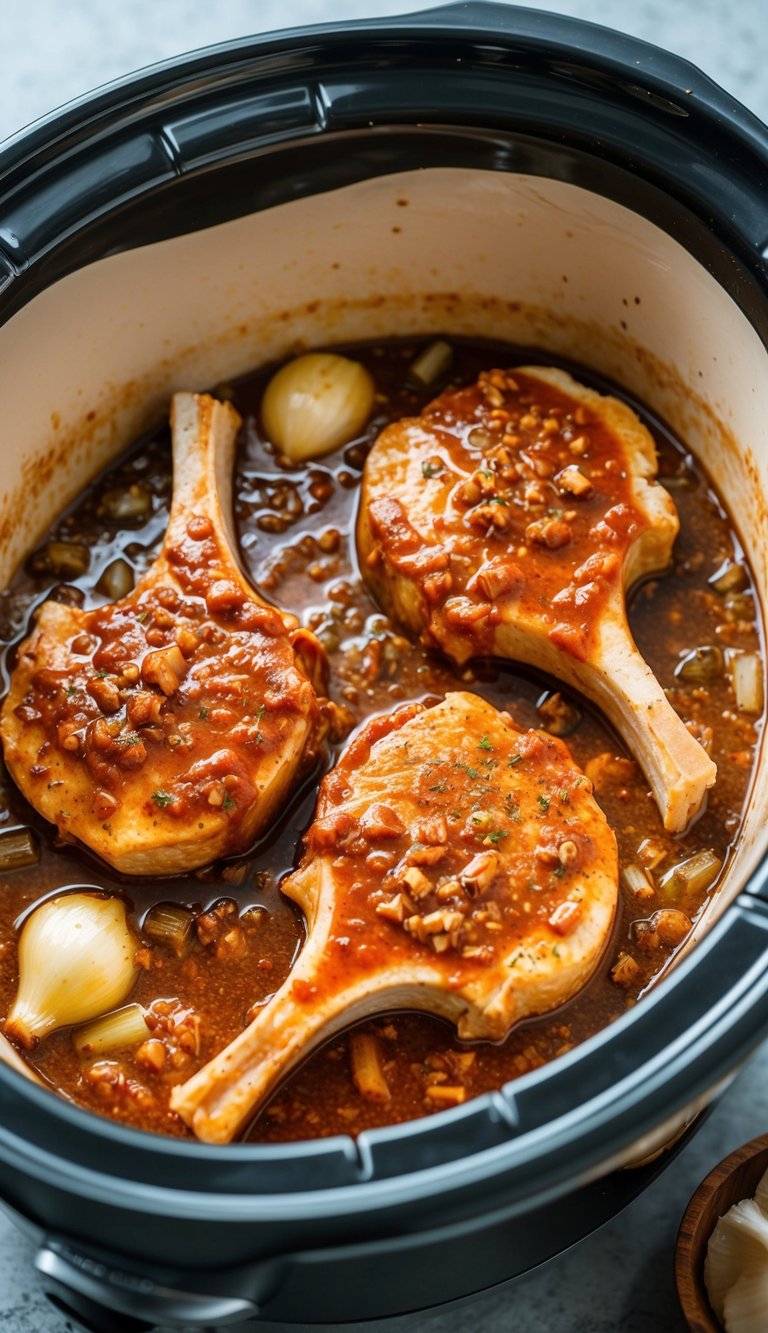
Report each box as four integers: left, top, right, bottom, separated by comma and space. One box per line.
705, 1197, 768, 1324
261, 352, 375, 461
4, 891, 139, 1049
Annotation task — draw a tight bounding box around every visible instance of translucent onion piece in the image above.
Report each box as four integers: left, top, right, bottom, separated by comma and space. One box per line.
261, 353, 375, 462
407, 339, 454, 387
97, 557, 135, 600
621, 863, 654, 897
723, 1263, 768, 1332
730, 652, 764, 715
659, 849, 722, 898
710, 559, 748, 596
676, 645, 724, 684
143, 902, 195, 957
704, 1199, 768, 1322
0, 827, 38, 871
74, 1003, 150, 1057
4, 892, 138, 1049
29, 540, 90, 579
350, 1032, 391, 1103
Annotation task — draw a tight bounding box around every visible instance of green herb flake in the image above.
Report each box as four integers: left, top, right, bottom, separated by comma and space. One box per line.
560, 788, 569, 804
487, 830, 509, 844
152, 790, 174, 808
66, 685, 77, 697
222, 794, 236, 811
421, 460, 443, 480
428, 780, 448, 794
199, 707, 209, 721
137, 610, 148, 623
477, 736, 494, 752
509, 754, 523, 767
553, 944, 561, 958
553, 864, 565, 878
538, 794, 550, 814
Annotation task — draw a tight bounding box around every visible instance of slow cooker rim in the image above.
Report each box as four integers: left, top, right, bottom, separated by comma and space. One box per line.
3, 1, 768, 301
1, 887, 767, 1222
1, 1, 768, 1213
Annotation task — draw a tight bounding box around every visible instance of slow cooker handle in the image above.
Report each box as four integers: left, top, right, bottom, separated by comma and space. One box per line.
35, 1240, 260, 1330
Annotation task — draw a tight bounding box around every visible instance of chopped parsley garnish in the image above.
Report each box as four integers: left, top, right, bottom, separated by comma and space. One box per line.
124, 735, 141, 746
255, 703, 266, 721
538, 794, 550, 814
222, 793, 236, 811
477, 736, 494, 752
429, 780, 448, 793
66, 685, 76, 697
553, 864, 565, 878
152, 790, 174, 808
421, 460, 443, 479
560, 788, 569, 804
489, 497, 508, 506
199, 707, 209, 721
509, 754, 523, 766
137, 610, 148, 623
487, 830, 509, 844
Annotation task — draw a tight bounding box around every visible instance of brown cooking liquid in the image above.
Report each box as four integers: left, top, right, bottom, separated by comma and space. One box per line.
0, 339, 761, 1142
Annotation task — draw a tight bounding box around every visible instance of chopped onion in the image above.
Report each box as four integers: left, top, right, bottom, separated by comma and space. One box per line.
407, 339, 454, 387
710, 559, 748, 596
261, 353, 375, 462
29, 540, 90, 579
99, 483, 152, 523
730, 652, 764, 715
0, 827, 38, 872
725, 594, 755, 623
4, 892, 138, 1048
621, 864, 654, 897
74, 1003, 150, 1057
676, 645, 724, 684
97, 557, 135, 600
659, 848, 722, 898
637, 838, 667, 872
143, 902, 195, 957
350, 1032, 391, 1103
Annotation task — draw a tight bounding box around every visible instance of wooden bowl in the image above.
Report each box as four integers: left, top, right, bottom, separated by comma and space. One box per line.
676, 1133, 768, 1331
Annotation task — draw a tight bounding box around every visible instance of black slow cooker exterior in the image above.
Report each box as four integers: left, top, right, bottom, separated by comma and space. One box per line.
2, 5, 768, 1329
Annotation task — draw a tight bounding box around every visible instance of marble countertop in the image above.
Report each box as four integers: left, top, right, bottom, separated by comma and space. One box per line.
1, 2, 767, 1330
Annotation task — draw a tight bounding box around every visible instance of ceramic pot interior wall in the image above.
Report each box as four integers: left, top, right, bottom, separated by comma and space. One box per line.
1, 165, 765, 942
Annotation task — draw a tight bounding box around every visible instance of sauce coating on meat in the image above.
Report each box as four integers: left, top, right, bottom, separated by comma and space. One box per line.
0, 394, 323, 875
365, 368, 652, 662
312, 698, 611, 973
0, 338, 762, 1141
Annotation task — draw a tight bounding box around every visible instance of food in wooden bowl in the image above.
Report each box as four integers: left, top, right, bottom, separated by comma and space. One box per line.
677, 1134, 768, 1331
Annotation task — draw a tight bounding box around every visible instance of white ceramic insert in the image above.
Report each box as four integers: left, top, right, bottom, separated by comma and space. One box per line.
0, 165, 764, 948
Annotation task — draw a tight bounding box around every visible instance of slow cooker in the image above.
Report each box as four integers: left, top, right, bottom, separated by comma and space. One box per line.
2, 4, 768, 1329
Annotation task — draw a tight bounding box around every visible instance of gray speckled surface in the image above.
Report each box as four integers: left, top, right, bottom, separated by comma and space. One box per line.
1, 1, 768, 1330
